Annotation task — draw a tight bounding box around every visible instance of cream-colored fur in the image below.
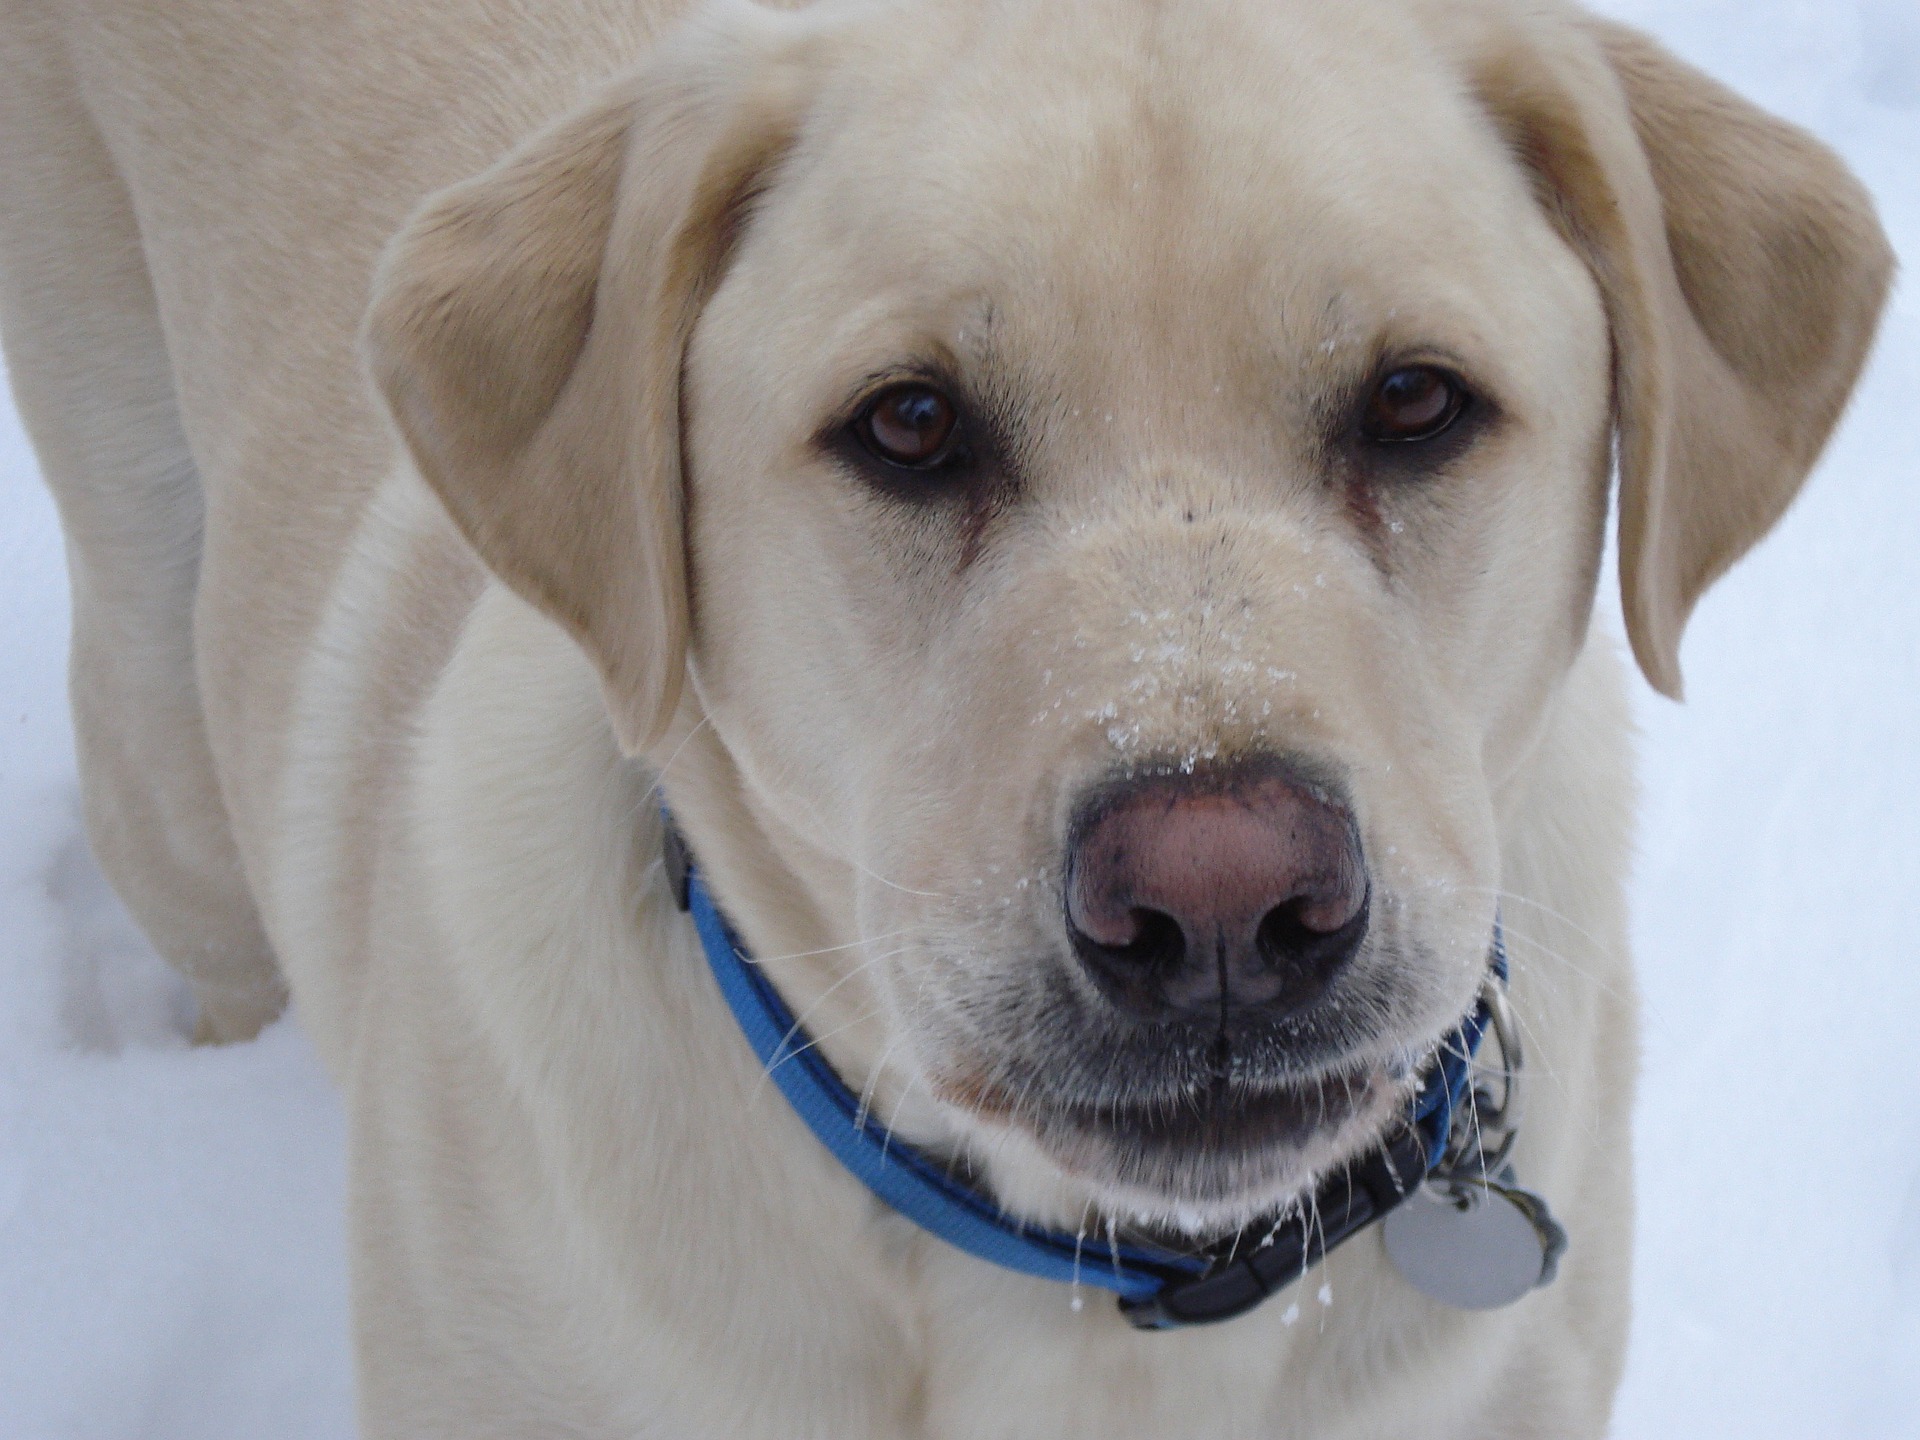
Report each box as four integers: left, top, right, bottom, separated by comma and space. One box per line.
0, 0, 1890, 1434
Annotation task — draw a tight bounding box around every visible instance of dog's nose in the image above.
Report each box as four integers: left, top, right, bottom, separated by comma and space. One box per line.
1064, 765, 1368, 1024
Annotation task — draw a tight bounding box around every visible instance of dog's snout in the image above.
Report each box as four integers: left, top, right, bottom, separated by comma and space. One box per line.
1064, 764, 1368, 1024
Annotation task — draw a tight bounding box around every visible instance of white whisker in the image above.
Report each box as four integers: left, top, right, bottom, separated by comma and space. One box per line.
641, 715, 713, 805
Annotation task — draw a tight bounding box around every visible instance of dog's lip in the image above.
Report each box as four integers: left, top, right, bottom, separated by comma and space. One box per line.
933, 1058, 1393, 1169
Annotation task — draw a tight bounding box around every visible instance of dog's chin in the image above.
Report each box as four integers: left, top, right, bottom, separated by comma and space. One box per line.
942, 1062, 1412, 1238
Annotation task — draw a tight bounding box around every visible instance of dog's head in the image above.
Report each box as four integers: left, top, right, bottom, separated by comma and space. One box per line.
367, 0, 1889, 1230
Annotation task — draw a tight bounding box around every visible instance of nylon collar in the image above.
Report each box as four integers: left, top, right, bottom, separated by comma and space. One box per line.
664, 818, 1501, 1329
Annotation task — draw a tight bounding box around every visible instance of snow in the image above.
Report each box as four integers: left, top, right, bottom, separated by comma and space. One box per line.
1, 2, 1916, 1433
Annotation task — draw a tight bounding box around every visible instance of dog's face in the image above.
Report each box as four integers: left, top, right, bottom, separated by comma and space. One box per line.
369, 0, 1889, 1229
683, 0, 1608, 1224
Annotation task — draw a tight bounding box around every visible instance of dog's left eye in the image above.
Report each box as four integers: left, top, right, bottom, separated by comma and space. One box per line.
853, 383, 965, 470
1361, 365, 1469, 444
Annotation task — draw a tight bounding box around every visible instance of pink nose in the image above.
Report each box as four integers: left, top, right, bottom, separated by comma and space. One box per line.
1065, 764, 1368, 1023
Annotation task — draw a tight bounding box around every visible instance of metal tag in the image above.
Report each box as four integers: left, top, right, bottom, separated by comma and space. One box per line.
1381, 1177, 1565, 1310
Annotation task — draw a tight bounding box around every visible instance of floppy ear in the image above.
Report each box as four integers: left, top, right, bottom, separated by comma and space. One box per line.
1471, 15, 1893, 697
365, 6, 818, 751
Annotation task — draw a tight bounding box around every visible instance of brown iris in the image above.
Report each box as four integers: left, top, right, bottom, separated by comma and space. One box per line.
857, 383, 962, 469
1362, 365, 1467, 442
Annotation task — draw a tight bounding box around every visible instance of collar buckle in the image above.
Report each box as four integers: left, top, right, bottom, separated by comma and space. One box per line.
1118, 1125, 1430, 1329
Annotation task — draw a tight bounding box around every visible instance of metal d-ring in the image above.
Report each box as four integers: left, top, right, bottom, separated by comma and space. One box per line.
1440, 976, 1524, 1181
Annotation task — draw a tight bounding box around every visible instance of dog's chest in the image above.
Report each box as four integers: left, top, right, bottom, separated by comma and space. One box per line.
895, 1243, 1461, 1440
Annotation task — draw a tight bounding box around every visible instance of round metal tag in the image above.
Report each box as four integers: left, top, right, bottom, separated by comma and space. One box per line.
1381, 1181, 1550, 1310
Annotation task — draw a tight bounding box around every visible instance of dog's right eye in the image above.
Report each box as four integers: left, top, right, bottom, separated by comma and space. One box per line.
853, 383, 965, 470
1360, 365, 1469, 444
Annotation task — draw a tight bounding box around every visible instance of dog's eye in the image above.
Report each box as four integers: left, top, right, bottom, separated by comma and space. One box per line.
1362, 366, 1468, 443
855, 383, 963, 469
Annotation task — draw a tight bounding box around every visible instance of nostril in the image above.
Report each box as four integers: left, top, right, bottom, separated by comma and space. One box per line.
1256, 880, 1360, 945
1255, 887, 1369, 979
1106, 907, 1186, 972
1256, 898, 1319, 959
1066, 895, 1187, 968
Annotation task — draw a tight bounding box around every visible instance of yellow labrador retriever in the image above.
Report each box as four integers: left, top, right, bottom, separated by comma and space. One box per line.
0, 0, 1890, 1432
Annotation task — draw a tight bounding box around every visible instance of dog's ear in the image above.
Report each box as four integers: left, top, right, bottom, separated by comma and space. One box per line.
1472, 16, 1892, 697
365, 7, 818, 751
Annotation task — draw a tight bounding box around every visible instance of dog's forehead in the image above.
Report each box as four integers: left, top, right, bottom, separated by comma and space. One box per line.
767, 0, 1567, 396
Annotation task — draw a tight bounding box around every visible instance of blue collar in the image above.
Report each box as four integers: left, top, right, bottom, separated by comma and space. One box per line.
664, 819, 1500, 1329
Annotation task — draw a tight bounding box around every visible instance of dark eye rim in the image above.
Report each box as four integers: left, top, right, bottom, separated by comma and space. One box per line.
849, 380, 971, 472
1358, 363, 1474, 445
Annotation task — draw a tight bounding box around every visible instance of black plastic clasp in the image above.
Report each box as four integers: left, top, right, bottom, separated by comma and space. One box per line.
661, 818, 693, 912
1118, 1125, 1429, 1329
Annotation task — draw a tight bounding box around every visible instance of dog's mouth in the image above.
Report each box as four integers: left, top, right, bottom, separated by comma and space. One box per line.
932, 1044, 1414, 1219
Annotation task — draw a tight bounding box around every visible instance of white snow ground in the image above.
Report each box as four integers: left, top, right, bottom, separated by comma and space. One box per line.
1, 1, 1916, 1433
